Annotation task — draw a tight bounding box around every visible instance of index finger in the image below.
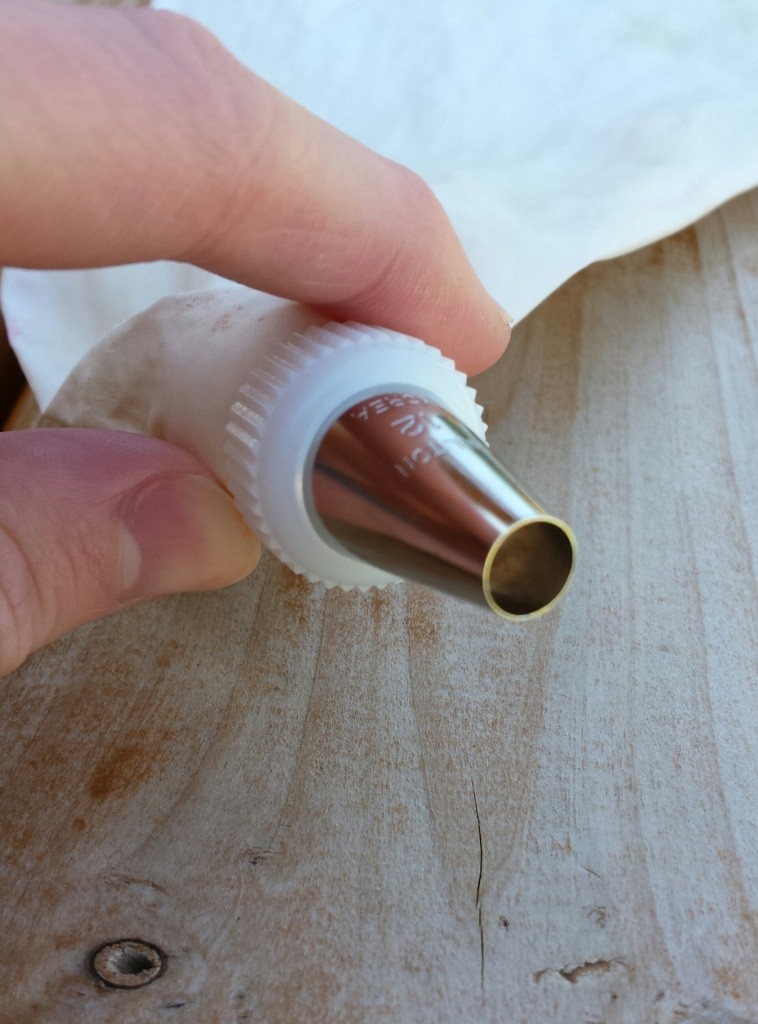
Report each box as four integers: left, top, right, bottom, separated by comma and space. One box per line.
0, 0, 510, 374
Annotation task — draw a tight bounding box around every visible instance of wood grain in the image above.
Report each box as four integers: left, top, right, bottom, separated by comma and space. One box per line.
1, 190, 756, 1024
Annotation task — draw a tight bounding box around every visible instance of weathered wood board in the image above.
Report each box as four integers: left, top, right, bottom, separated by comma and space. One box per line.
1, 190, 756, 1024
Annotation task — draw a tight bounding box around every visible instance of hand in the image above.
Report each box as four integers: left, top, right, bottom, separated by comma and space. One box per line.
0, 0, 510, 675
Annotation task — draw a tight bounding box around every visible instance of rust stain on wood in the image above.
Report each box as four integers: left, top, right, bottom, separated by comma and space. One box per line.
88, 743, 158, 801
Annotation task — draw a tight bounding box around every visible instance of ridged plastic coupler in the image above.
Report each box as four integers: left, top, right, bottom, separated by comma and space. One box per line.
224, 322, 576, 619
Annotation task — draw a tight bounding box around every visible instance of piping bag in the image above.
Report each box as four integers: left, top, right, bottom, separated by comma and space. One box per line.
42, 287, 576, 620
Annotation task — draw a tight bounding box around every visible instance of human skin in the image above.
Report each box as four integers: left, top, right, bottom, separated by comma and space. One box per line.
0, 0, 510, 675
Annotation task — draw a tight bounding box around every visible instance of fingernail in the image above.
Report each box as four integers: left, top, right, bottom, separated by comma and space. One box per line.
120, 474, 260, 598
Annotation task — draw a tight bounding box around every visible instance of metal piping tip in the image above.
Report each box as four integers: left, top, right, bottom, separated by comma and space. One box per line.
309, 392, 576, 619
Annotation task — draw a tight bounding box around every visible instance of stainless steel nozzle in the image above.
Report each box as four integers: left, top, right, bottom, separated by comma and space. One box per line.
309, 392, 576, 619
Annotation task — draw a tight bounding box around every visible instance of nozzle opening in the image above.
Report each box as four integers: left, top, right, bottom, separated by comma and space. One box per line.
484, 517, 576, 620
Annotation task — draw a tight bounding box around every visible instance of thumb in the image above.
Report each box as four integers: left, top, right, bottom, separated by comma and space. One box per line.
0, 429, 259, 676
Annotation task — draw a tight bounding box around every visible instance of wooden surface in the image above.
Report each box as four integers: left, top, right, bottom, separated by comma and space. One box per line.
1, 190, 757, 1024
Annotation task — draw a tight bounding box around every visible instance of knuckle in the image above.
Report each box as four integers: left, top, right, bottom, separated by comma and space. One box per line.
127, 8, 267, 268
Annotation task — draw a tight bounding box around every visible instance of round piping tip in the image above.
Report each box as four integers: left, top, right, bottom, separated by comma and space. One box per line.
311, 393, 578, 620
224, 320, 578, 617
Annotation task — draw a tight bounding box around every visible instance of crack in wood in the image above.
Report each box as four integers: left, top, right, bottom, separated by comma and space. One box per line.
243, 847, 276, 866
471, 779, 485, 994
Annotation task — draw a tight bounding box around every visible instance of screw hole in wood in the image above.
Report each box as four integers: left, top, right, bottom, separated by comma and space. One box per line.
90, 939, 165, 989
